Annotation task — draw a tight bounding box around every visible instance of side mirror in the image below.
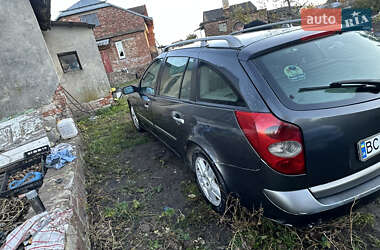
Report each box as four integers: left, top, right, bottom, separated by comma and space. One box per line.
122, 86, 138, 95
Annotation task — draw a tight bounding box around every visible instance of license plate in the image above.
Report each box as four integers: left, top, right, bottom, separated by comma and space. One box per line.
358, 132, 380, 162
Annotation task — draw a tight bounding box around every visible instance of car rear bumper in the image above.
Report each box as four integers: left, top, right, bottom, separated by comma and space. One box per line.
263, 162, 380, 215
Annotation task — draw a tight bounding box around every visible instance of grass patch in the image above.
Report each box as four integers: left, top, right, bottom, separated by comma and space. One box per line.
220, 197, 378, 250
78, 100, 149, 158
79, 100, 379, 249
78, 100, 152, 249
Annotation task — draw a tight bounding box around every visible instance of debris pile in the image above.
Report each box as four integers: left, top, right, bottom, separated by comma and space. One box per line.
0, 198, 29, 246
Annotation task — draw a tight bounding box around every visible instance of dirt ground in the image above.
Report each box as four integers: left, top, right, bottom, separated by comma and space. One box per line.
78, 101, 380, 249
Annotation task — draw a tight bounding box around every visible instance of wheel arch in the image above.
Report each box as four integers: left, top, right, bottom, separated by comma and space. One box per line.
184, 137, 230, 192
184, 138, 220, 170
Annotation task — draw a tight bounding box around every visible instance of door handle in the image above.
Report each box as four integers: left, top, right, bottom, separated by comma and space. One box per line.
172, 112, 184, 125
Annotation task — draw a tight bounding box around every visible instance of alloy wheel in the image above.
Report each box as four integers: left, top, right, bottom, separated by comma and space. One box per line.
130, 106, 140, 130
195, 156, 221, 206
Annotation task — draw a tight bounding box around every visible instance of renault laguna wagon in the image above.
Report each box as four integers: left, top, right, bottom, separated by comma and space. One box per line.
122, 26, 380, 221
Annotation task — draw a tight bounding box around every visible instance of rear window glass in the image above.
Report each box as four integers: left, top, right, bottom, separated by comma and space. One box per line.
254, 31, 380, 110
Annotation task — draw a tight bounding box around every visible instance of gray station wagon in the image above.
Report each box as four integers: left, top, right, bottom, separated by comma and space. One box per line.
121, 22, 380, 222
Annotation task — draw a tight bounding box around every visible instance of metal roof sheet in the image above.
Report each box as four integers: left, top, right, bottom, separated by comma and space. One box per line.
57, 2, 110, 19
57, 1, 152, 21
66, 0, 106, 11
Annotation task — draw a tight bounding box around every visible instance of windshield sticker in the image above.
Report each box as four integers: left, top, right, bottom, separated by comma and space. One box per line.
284, 65, 306, 81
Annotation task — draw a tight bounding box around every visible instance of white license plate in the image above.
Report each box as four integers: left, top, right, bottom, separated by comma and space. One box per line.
358, 133, 380, 162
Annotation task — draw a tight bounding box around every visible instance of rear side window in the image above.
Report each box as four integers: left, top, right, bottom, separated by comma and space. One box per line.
160, 57, 188, 98
140, 59, 162, 95
254, 31, 380, 110
198, 62, 243, 106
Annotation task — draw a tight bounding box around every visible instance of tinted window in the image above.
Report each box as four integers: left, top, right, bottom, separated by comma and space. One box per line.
254, 31, 380, 110
198, 63, 241, 105
160, 57, 188, 98
180, 58, 196, 100
141, 59, 162, 95
58, 52, 82, 73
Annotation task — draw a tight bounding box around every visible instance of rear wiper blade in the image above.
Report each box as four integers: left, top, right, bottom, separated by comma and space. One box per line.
299, 79, 380, 92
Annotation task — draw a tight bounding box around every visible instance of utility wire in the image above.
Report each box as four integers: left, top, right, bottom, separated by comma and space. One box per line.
61, 86, 96, 116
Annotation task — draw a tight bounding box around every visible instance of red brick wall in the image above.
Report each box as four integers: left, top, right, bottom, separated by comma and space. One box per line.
105, 31, 152, 72
41, 85, 114, 119
146, 22, 157, 54
41, 85, 70, 119
59, 6, 147, 40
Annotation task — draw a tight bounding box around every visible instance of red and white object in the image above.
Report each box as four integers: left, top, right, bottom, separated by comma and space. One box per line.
1, 209, 72, 250
235, 111, 305, 175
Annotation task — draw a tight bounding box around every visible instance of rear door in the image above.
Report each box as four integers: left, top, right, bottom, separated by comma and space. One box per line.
245, 31, 380, 186
135, 59, 163, 130
150, 57, 197, 151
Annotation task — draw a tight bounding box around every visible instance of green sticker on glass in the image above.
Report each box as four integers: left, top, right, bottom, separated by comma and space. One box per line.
284, 65, 306, 81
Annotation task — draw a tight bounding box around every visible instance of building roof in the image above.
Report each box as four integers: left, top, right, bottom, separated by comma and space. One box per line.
66, 0, 106, 11
128, 5, 148, 16
203, 1, 257, 23
57, 0, 152, 21
51, 21, 95, 29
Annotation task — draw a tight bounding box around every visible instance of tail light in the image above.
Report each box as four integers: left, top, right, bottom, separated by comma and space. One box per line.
235, 111, 305, 175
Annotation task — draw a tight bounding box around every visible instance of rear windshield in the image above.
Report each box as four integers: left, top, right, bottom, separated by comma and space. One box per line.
253, 31, 380, 110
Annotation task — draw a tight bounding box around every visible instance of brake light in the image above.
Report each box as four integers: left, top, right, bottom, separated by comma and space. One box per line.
235, 111, 305, 175
301, 31, 337, 42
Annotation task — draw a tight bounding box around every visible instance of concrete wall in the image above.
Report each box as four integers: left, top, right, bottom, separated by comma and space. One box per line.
37, 137, 90, 249
0, 111, 49, 168
0, 0, 59, 119
43, 25, 111, 103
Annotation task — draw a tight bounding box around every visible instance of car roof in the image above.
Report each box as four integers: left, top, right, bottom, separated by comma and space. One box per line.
160, 27, 334, 60
234, 27, 302, 46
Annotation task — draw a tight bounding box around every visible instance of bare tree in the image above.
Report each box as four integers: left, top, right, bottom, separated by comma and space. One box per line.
230, 4, 253, 24
353, 0, 380, 14
269, 0, 312, 19
185, 34, 197, 40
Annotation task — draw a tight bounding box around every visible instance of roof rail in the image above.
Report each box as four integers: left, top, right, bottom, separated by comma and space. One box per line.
231, 19, 302, 35
163, 35, 243, 52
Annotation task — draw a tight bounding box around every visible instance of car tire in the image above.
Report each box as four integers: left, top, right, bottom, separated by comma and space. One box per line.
129, 104, 143, 132
191, 146, 227, 214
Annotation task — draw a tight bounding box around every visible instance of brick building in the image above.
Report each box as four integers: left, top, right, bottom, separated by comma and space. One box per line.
57, 0, 157, 85
199, 1, 267, 36
267, 6, 301, 23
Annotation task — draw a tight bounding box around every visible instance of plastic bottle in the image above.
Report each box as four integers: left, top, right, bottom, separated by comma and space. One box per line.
57, 118, 78, 140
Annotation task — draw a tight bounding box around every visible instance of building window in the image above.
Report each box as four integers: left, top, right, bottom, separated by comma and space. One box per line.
80, 13, 100, 26
218, 22, 227, 32
115, 41, 126, 60
58, 52, 82, 73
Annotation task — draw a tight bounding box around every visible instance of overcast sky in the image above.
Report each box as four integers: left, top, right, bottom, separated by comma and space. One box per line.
51, 0, 324, 45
